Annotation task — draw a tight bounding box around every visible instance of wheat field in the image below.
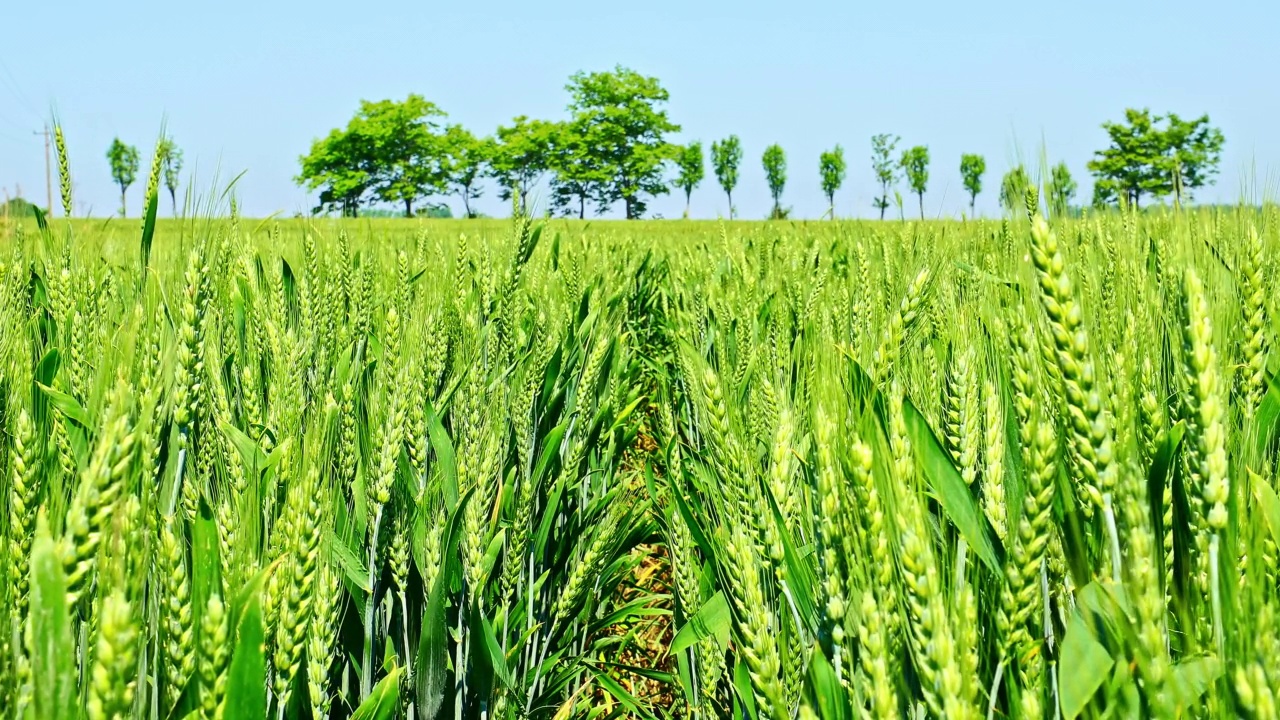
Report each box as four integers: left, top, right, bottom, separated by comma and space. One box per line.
1, 172, 1279, 719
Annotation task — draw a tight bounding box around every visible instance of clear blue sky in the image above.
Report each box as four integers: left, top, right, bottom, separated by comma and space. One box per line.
1, 0, 1276, 220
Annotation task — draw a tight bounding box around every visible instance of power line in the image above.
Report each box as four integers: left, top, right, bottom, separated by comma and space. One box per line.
0, 55, 42, 121
0, 86, 34, 134
35, 126, 52, 215
0, 102, 31, 135
0, 57, 47, 203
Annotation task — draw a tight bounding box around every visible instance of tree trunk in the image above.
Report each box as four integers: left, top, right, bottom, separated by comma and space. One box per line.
918, 192, 924, 220
519, 189, 529, 217
970, 196, 976, 217
463, 192, 472, 219
827, 193, 835, 219
879, 201, 886, 221
169, 188, 178, 217
1173, 159, 1183, 209
578, 195, 585, 220
685, 190, 691, 219
404, 199, 413, 218
120, 186, 127, 217
727, 191, 733, 220
625, 196, 634, 220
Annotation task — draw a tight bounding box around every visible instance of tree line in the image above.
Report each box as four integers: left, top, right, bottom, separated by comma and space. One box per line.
93, 67, 1227, 220
296, 67, 1225, 219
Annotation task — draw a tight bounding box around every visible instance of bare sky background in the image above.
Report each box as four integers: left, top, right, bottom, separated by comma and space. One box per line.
1, 0, 1276, 219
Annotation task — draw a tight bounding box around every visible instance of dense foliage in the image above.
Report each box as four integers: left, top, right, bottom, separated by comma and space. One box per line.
285, 67, 1223, 220
1088, 109, 1225, 209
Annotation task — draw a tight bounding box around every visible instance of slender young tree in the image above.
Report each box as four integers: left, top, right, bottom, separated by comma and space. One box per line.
157, 137, 183, 216
871, 133, 900, 220
674, 142, 704, 218
900, 145, 929, 220
959, 153, 985, 216
819, 145, 847, 219
107, 138, 140, 217
762, 144, 787, 219
711, 135, 743, 219
1047, 161, 1077, 217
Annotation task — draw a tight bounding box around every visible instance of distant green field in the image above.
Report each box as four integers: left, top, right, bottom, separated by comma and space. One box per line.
1, 200, 1278, 718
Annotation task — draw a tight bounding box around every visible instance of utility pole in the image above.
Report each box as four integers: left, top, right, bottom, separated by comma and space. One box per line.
35, 125, 52, 216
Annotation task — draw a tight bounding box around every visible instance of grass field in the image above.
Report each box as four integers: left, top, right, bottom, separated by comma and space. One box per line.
1, 193, 1279, 720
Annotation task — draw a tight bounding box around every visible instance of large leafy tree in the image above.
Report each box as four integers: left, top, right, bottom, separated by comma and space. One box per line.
674, 142, 704, 218
1160, 113, 1225, 205
871, 133, 900, 220
819, 145, 846, 218
1047, 162, 1077, 217
1000, 165, 1031, 214
490, 116, 558, 215
710, 135, 743, 219
1086, 109, 1164, 209
959, 153, 985, 216
362, 96, 449, 217
297, 95, 449, 217
296, 124, 375, 216
157, 137, 183, 215
899, 145, 929, 220
762, 144, 787, 219
443, 125, 491, 218
106, 138, 140, 217
563, 66, 680, 219
1087, 108, 1224, 208
550, 118, 607, 219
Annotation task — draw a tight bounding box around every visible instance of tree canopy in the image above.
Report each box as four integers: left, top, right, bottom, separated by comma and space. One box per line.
711, 135, 743, 219
549, 117, 606, 219
2, 196, 41, 218
1048, 162, 1077, 217
871, 134, 900, 220
900, 145, 929, 220
157, 137, 183, 215
107, 138, 140, 217
1087, 108, 1224, 208
297, 94, 450, 217
762, 144, 787, 219
674, 142, 704, 218
1000, 165, 1031, 214
563, 66, 680, 219
443, 125, 491, 218
489, 116, 558, 215
819, 145, 846, 218
960, 154, 985, 215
